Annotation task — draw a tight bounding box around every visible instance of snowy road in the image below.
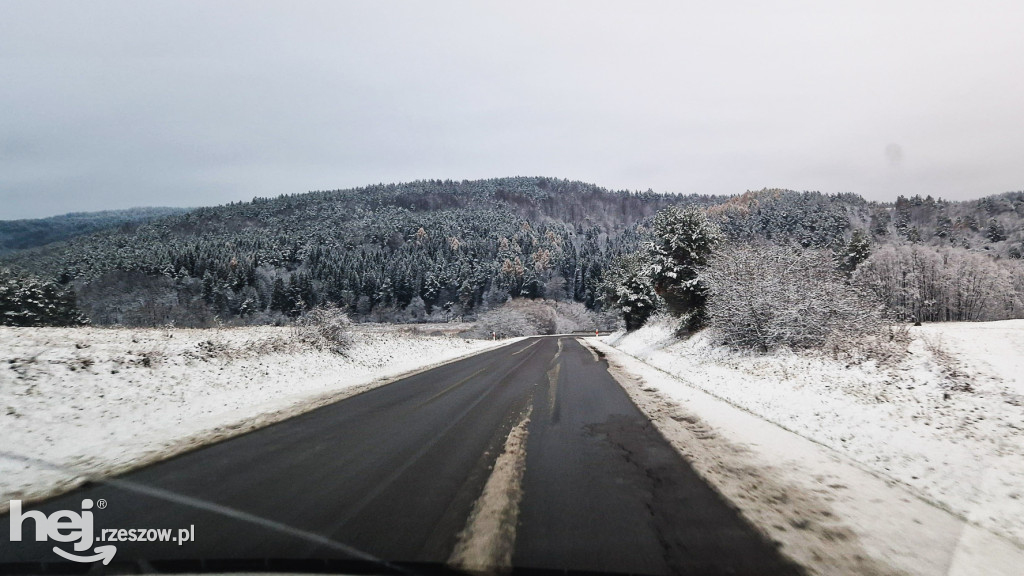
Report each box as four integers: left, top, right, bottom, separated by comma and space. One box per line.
1, 337, 800, 575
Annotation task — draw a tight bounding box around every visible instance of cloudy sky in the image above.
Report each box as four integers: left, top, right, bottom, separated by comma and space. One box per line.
2, 1, 1023, 218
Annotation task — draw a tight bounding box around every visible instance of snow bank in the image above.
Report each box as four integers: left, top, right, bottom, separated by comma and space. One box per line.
913, 320, 1024, 396
0, 325, 510, 509
603, 317, 1024, 547
587, 338, 1024, 576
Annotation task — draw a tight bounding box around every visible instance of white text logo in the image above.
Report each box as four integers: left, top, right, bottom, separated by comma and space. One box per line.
9, 498, 116, 564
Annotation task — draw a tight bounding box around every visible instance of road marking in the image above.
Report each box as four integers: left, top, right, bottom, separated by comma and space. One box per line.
511, 339, 540, 355
419, 367, 488, 406
449, 404, 532, 573
418, 341, 542, 409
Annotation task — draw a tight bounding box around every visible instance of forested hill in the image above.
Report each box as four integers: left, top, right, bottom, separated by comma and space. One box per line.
1, 176, 1022, 327
0, 207, 189, 256
0, 178, 722, 325
710, 188, 1024, 258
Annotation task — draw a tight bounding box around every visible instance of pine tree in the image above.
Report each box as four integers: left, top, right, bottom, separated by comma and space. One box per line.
987, 218, 1007, 242
0, 269, 88, 326
270, 278, 289, 312
601, 252, 658, 331
649, 206, 721, 330
837, 230, 872, 273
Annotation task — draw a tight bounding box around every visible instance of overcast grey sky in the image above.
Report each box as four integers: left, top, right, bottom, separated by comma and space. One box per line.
2, 1, 1023, 218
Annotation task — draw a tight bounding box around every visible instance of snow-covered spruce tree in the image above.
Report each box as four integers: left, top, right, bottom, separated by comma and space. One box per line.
649, 206, 722, 331
0, 269, 88, 327
987, 218, 1008, 243
601, 251, 659, 331
702, 244, 883, 352
836, 229, 872, 274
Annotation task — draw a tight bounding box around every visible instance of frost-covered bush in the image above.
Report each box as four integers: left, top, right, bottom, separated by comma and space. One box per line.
702, 244, 884, 352
292, 306, 352, 353
551, 300, 600, 333
472, 305, 536, 338
470, 299, 598, 338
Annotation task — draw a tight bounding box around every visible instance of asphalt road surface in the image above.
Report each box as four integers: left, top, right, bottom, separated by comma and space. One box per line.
2, 336, 802, 575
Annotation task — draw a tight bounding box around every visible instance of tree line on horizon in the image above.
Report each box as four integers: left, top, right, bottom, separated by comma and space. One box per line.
1, 176, 1022, 329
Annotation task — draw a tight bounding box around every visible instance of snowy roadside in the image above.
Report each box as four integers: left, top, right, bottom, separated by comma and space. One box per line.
1, 325, 517, 511
590, 317, 1024, 575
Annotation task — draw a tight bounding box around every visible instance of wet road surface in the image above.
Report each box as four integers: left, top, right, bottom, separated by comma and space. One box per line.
1, 336, 802, 575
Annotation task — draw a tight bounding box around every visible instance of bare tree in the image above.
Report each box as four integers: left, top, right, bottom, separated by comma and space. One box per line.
470, 299, 599, 338
854, 245, 1018, 322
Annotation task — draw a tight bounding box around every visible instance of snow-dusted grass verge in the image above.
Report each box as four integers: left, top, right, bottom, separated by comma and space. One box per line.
1, 325, 515, 511
599, 316, 1024, 571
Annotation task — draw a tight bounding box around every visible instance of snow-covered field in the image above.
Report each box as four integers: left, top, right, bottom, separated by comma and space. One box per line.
0, 325, 507, 510
603, 316, 1024, 547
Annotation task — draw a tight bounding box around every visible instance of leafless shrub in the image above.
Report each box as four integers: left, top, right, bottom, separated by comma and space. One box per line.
292, 306, 352, 353
471, 302, 546, 338
702, 244, 886, 353
244, 334, 299, 355
551, 301, 599, 334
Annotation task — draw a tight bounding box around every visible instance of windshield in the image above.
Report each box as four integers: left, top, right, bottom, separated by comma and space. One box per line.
3, 2, 1024, 576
